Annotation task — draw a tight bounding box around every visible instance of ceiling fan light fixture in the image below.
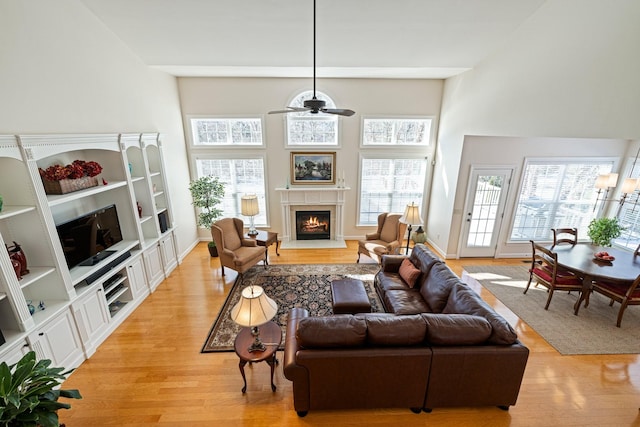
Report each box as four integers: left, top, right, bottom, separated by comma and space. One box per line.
268, 0, 355, 117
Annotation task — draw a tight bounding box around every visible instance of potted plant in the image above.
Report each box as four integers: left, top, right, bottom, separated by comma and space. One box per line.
587, 217, 624, 247
188, 175, 225, 257
0, 351, 81, 427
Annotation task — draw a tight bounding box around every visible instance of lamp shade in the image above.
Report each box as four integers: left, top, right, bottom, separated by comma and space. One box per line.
595, 174, 610, 189
400, 202, 423, 225
621, 177, 638, 194
241, 194, 259, 216
230, 286, 278, 327
607, 173, 619, 188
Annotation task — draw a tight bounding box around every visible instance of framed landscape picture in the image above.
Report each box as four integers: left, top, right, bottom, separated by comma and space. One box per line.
291, 152, 336, 184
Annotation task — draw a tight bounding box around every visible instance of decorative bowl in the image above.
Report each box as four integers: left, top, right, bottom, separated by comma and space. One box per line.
594, 253, 615, 262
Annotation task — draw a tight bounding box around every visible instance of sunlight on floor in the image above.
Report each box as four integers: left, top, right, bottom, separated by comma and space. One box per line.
465, 271, 534, 290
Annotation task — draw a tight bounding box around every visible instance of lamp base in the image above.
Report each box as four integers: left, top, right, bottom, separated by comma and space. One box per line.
247, 326, 266, 352
405, 224, 413, 255
248, 215, 258, 236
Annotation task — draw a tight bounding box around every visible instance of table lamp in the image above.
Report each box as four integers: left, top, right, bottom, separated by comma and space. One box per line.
241, 194, 259, 236
230, 285, 278, 352
400, 202, 423, 255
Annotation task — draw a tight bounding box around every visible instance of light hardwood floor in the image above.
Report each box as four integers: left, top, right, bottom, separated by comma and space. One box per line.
60, 241, 640, 426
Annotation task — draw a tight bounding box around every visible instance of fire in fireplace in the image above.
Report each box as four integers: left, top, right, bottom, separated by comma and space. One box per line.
295, 210, 330, 240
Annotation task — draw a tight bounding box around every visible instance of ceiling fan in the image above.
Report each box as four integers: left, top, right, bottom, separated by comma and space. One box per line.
268, 0, 355, 117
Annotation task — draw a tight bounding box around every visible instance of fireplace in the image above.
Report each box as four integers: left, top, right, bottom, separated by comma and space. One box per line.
275, 186, 349, 247
296, 210, 330, 240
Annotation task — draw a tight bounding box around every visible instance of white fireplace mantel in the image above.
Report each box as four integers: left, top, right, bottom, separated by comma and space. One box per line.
275, 187, 350, 245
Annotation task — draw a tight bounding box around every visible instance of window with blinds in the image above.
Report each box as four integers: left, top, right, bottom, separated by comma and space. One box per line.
509, 160, 614, 241
358, 157, 427, 225
195, 158, 267, 225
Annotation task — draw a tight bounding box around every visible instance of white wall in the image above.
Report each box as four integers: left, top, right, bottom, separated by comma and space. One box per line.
432, 0, 640, 257
178, 77, 443, 240
0, 0, 196, 258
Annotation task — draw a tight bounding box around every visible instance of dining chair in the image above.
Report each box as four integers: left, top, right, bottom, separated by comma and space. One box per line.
589, 275, 640, 327
551, 227, 578, 246
634, 243, 640, 256
524, 241, 583, 310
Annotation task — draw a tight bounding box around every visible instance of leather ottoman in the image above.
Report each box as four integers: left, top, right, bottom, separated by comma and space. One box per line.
331, 278, 372, 314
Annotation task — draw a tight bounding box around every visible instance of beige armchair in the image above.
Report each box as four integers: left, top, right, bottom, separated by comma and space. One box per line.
211, 217, 266, 280
357, 213, 407, 264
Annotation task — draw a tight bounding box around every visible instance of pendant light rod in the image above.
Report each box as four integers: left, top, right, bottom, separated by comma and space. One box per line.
313, 0, 316, 98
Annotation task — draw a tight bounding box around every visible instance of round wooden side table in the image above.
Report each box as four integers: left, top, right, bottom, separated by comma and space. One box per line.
233, 320, 282, 393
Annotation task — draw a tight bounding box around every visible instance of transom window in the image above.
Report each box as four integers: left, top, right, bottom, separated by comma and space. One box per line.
190, 117, 264, 146
362, 117, 432, 146
195, 158, 267, 225
509, 159, 614, 242
358, 157, 427, 225
286, 90, 338, 146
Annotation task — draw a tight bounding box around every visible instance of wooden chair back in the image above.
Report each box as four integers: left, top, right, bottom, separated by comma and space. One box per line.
524, 240, 582, 310
591, 275, 640, 327
551, 227, 578, 246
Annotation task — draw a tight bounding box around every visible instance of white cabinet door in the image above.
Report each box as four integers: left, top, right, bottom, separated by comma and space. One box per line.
28, 308, 84, 369
159, 233, 178, 275
143, 244, 164, 292
0, 339, 31, 365
72, 287, 110, 357
127, 255, 149, 298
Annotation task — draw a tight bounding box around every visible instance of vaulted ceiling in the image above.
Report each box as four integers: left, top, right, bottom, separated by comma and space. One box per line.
80, 0, 546, 78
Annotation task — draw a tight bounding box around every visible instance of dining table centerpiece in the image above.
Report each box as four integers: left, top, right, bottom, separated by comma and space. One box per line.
587, 217, 624, 247
39, 160, 103, 195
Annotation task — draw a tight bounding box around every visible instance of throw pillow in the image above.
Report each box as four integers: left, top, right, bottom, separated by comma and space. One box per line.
399, 258, 421, 288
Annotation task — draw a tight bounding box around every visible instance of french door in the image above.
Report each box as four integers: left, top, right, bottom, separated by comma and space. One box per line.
459, 168, 513, 257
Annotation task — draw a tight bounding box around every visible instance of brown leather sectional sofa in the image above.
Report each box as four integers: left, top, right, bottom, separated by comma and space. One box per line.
283, 244, 529, 417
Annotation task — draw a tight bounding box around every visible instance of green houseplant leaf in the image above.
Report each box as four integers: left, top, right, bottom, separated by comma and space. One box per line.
189, 175, 225, 255
188, 175, 225, 229
587, 217, 624, 247
0, 351, 81, 427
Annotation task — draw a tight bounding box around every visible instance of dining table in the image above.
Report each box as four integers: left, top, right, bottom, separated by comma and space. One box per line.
548, 243, 640, 315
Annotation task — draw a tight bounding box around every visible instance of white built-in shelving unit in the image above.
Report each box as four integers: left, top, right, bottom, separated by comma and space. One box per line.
0, 133, 177, 367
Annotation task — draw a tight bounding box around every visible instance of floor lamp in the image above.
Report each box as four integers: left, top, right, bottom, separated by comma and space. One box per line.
400, 202, 423, 255
241, 194, 259, 236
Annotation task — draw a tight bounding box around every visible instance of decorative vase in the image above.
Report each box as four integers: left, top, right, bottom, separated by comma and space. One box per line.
7, 241, 28, 275
26, 300, 35, 315
411, 227, 426, 244
11, 258, 22, 280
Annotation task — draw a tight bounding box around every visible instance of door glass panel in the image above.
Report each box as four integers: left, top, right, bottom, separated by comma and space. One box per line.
467, 175, 504, 247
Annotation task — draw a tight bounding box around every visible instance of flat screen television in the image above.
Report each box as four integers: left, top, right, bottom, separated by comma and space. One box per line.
56, 204, 124, 269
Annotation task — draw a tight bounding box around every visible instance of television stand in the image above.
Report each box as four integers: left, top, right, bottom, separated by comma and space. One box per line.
79, 250, 116, 266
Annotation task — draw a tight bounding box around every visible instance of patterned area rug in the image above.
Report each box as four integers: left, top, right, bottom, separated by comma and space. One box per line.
463, 265, 640, 355
201, 263, 382, 353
